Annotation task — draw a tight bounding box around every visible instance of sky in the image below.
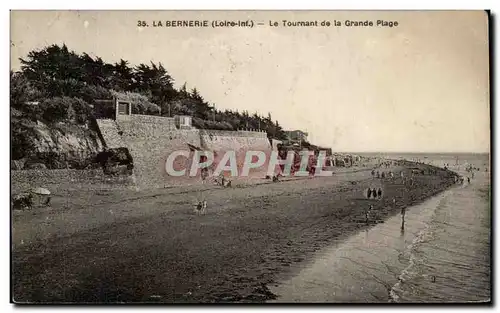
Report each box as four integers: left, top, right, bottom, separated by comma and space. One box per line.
10, 10, 490, 153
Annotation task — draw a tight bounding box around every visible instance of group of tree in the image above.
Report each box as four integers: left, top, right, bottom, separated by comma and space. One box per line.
10, 44, 288, 141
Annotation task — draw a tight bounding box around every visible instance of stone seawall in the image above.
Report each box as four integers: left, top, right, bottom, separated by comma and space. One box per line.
200, 130, 273, 180
96, 115, 274, 188
118, 115, 177, 139
123, 129, 201, 188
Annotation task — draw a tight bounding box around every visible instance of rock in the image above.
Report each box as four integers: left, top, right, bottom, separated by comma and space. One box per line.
12, 193, 33, 210
11, 159, 26, 170
25, 163, 47, 170
31, 187, 51, 195
97, 148, 134, 176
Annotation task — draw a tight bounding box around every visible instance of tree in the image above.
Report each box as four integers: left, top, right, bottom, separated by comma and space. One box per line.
132, 62, 176, 114
178, 83, 189, 99
110, 59, 134, 91
15, 44, 292, 141
190, 87, 202, 101
188, 87, 210, 119
20, 44, 84, 91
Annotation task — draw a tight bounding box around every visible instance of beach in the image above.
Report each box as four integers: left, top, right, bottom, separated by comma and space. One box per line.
270, 154, 490, 303
12, 162, 456, 303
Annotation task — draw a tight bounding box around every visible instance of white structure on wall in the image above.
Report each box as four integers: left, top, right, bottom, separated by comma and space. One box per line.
174, 115, 193, 129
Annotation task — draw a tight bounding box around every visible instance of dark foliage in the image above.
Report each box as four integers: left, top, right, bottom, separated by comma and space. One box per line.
12, 44, 288, 140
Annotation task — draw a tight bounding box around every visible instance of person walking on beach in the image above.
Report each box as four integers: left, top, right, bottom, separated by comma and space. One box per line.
467, 177, 471, 184
376, 171, 380, 179
377, 188, 383, 199
367, 188, 372, 199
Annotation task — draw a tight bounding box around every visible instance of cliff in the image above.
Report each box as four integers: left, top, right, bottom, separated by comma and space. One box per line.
11, 117, 104, 169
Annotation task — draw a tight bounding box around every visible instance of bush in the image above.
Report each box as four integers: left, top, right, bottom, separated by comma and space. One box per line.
38, 97, 92, 124
78, 84, 113, 103
10, 72, 45, 110
11, 119, 37, 160
71, 98, 93, 125
37, 97, 92, 125
193, 118, 235, 131
192, 117, 206, 129
39, 97, 71, 123
111, 90, 160, 115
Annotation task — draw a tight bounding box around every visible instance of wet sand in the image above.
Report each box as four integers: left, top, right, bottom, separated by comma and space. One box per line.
269, 185, 454, 303
12, 163, 456, 303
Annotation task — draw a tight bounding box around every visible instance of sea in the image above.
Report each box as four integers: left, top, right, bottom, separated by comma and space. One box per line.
269, 153, 491, 303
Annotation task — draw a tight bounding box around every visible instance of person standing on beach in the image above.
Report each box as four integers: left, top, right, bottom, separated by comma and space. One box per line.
366, 205, 373, 223
401, 206, 406, 229
377, 188, 383, 199
367, 188, 372, 199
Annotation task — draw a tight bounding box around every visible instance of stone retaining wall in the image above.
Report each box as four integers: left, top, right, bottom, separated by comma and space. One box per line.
96, 115, 275, 188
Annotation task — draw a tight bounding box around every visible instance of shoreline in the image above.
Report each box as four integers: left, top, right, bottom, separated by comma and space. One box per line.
12, 161, 458, 303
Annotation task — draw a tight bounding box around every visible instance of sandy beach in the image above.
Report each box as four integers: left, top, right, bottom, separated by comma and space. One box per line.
12, 162, 456, 303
